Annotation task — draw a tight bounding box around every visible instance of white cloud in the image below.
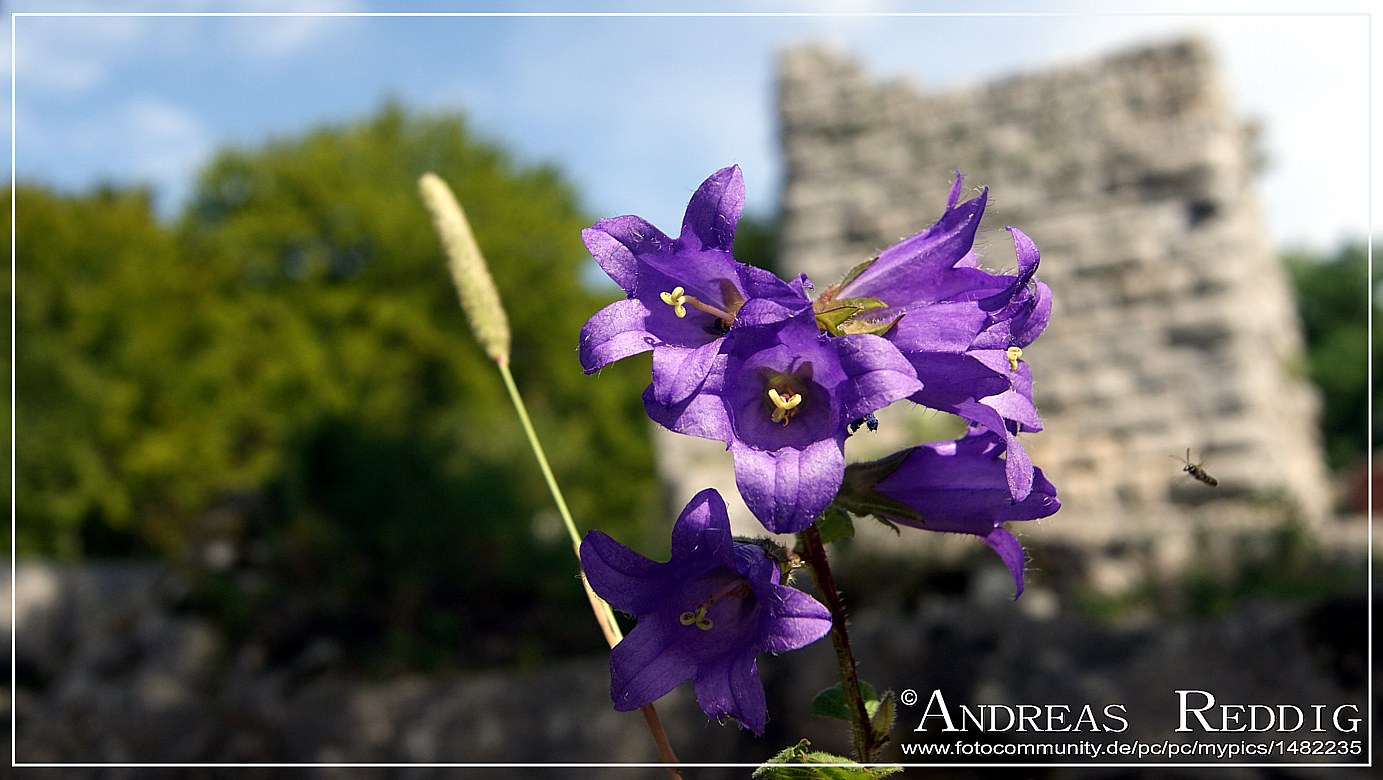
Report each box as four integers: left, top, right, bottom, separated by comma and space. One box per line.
10, 13, 149, 94
216, 1, 370, 64
28, 96, 214, 213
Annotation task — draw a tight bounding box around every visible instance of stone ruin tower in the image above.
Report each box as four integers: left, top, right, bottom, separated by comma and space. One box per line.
657, 38, 1330, 579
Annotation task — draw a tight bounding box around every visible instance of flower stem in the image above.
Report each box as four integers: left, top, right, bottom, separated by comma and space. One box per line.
799, 523, 881, 762
496, 359, 682, 777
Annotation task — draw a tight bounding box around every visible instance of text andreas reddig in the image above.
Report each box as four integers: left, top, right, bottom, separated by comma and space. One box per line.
911, 689, 1128, 733
910, 689, 1362, 734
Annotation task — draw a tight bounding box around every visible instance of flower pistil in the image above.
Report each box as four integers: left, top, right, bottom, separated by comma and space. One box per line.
767, 386, 803, 425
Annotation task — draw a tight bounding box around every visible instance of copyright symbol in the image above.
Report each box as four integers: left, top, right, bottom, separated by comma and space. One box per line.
899, 689, 918, 706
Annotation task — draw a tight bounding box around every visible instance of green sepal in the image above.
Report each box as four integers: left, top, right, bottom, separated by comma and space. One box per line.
814, 504, 856, 546
813, 296, 887, 336
810, 680, 880, 721
832, 491, 922, 529
839, 312, 904, 338
754, 739, 901, 779
814, 310, 853, 336
835, 452, 926, 528
869, 690, 897, 746
837, 256, 879, 291
871, 515, 903, 536
828, 297, 889, 313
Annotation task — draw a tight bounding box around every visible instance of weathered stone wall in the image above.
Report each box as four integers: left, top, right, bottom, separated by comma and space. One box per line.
661, 38, 1331, 565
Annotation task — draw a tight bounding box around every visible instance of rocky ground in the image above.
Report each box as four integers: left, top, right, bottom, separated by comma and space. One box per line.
6, 561, 1374, 778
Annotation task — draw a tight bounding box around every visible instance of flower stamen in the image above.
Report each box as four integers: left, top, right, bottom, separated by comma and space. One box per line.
660, 286, 689, 318
1006, 346, 1023, 372
768, 387, 803, 425
679, 581, 752, 632
659, 285, 736, 326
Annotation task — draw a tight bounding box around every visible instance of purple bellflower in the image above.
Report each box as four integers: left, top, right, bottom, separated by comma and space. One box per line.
843, 426, 1060, 597
822, 174, 1053, 502
645, 315, 921, 534
579, 166, 811, 407
580, 489, 832, 735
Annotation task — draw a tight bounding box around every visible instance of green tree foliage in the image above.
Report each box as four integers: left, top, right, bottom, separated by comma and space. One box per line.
1286, 242, 1374, 471
12, 185, 191, 557
732, 211, 782, 273
14, 104, 662, 667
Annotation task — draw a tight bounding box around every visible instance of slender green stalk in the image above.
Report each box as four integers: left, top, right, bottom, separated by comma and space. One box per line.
800, 523, 881, 761
421, 172, 678, 776
497, 360, 622, 641
498, 358, 681, 777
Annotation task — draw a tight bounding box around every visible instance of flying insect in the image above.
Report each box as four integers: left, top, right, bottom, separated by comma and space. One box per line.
1172, 448, 1218, 487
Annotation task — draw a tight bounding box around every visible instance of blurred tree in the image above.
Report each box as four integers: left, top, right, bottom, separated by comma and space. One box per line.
12, 184, 188, 558
14, 104, 664, 668
1286, 242, 1374, 471
732, 211, 781, 273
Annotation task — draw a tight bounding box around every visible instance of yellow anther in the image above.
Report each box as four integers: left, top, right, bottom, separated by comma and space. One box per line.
679, 606, 714, 631
768, 387, 803, 425
679, 580, 750, 633
1006, 346, 1023, 372
660, 286, 688, 318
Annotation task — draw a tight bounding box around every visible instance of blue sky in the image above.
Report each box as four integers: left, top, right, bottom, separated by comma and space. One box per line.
5, 1, 1376, 252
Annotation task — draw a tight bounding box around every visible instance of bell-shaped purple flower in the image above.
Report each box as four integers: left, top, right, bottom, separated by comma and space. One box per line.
580, 489, 832, 735
845, 426, 1060, 597
825, 173, 1053, 503
579, 165, 811, 406
645, 315, 921, 534
908, 226, 1052, 500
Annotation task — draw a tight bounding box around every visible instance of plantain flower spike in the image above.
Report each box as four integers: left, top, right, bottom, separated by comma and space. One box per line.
419, 172, 512, 365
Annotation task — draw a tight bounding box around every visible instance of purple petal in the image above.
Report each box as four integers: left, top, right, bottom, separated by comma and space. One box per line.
731, 438, 844, 534
669, 488, 734, 564
758, 585, 833, 653
643, 364, 734, 443
983, 527, 1028, 599
1010, 280, 1053, 348
1009, 226, 1041, 277
834, 334, 921, 422
581, 530, 677, 616
579, 298, 655, 373
651, 338, 723, 406
609, 617, 693, 712
680, 165, 745, 253
733, 265, 813, 326
955, 400, 1034, 501
885, 302, 988, 354
583, 216, 671, 292
874, 437, 1059, 533
841, 185, 988, 306
906, 353, 1011, 413
871, 433, 1059, 598
692, 651, 767, 735
945, 171, 964, 208
967, 351, 1043, 432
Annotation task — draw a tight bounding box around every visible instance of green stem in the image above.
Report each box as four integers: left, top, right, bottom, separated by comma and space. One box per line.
497, 360, 623, 641
800, 523, 880, 762
497, 359, 683, 778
